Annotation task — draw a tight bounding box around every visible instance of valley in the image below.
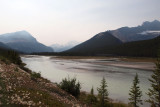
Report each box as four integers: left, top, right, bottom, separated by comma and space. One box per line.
0, 19, 160, 107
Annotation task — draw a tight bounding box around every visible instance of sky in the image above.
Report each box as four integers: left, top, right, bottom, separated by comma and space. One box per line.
0, 0, 160, 46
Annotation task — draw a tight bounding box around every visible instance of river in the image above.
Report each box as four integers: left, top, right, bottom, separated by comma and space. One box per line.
21, 55, 154, 106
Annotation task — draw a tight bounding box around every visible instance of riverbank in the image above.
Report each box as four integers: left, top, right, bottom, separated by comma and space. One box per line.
53, 56, 155, 71
53, 56, 156, 62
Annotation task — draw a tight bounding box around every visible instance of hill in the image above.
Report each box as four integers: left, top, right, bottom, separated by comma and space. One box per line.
85, 36, 160, 57
93, 36, 160, 57
0, 31, 53, 53
0, 42, 10, 50
63, 36, 160, 57
67, 32, 122, 54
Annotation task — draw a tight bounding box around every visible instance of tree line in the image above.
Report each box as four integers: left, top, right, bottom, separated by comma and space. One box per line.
0, 48, 22, 65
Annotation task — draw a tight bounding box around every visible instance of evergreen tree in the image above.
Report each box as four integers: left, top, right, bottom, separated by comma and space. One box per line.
129, 73, 142, 107
147, 55, 160, 107
87, 86, 97, 105
97, 77, 108, 107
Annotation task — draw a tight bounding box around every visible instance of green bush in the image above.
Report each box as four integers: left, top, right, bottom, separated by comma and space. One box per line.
31, 72, 41, 81
0, 50, 22, 65
59, 76, 81, 98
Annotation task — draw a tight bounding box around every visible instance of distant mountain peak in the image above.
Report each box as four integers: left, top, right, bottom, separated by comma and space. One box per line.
0, 31, 53, 53
153, 20, 160, 23
50, 41, 80, 52
109, 19, 160, 42
142, 20, 160, 26
0, 31, 37, 43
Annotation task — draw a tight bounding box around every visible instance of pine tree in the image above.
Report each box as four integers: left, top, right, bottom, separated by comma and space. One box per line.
87, 86, 97, 105
97, 77, 108, 107
147, 55, 160, 107
129, 73, 142, 107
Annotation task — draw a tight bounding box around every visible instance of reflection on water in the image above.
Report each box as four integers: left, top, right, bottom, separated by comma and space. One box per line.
21, 55, 152, 106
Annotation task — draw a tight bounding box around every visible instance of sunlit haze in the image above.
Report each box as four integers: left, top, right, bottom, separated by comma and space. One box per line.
0, 0, 160, 45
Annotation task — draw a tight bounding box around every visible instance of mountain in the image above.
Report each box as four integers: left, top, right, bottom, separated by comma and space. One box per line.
0, 31, 53, 53
50, 41, 80, 52
109, 20, 160, 42
67, 32, 122, 54
65, 35, 160, 57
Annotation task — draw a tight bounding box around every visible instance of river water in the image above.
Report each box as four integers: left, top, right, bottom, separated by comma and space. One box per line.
21, 55, 154, 106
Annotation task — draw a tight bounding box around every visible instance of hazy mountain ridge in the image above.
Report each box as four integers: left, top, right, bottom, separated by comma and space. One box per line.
0, 42, 10, 50
0, 31, 37, 43
0, 31, 53, 53
67, 32, 122, 53
50, 41, 80, 52
109, 20, 160, 42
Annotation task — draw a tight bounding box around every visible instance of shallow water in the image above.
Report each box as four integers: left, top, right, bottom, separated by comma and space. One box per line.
21, 55, 153, 106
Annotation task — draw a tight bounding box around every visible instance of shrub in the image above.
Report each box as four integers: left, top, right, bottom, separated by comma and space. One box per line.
31, 72, 41, 81
59, 76, 81, 98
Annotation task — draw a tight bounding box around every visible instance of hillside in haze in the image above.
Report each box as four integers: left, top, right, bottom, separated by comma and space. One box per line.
65, 35, 160, 57
0, 42, 10, 50
50, 41, 80, 52
109, 20, 160, 42
0, 31, 53, 53
67, 32, 122, 54
96, 35, 160, 57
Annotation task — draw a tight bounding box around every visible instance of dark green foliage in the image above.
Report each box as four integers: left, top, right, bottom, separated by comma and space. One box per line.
20, 65, 32, 74
147, 54, 160, 107
0, 48, 22, 65
97, 77, 109, 107
107, 36, 160, 57
31, 72, 41, 81
59, 76, 81, 98
128, 73, 142, 107
87, 87, 97, 105
105, 102, 128, 107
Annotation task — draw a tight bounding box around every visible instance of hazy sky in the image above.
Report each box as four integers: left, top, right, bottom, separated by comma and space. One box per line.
0, 0, 160, 45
